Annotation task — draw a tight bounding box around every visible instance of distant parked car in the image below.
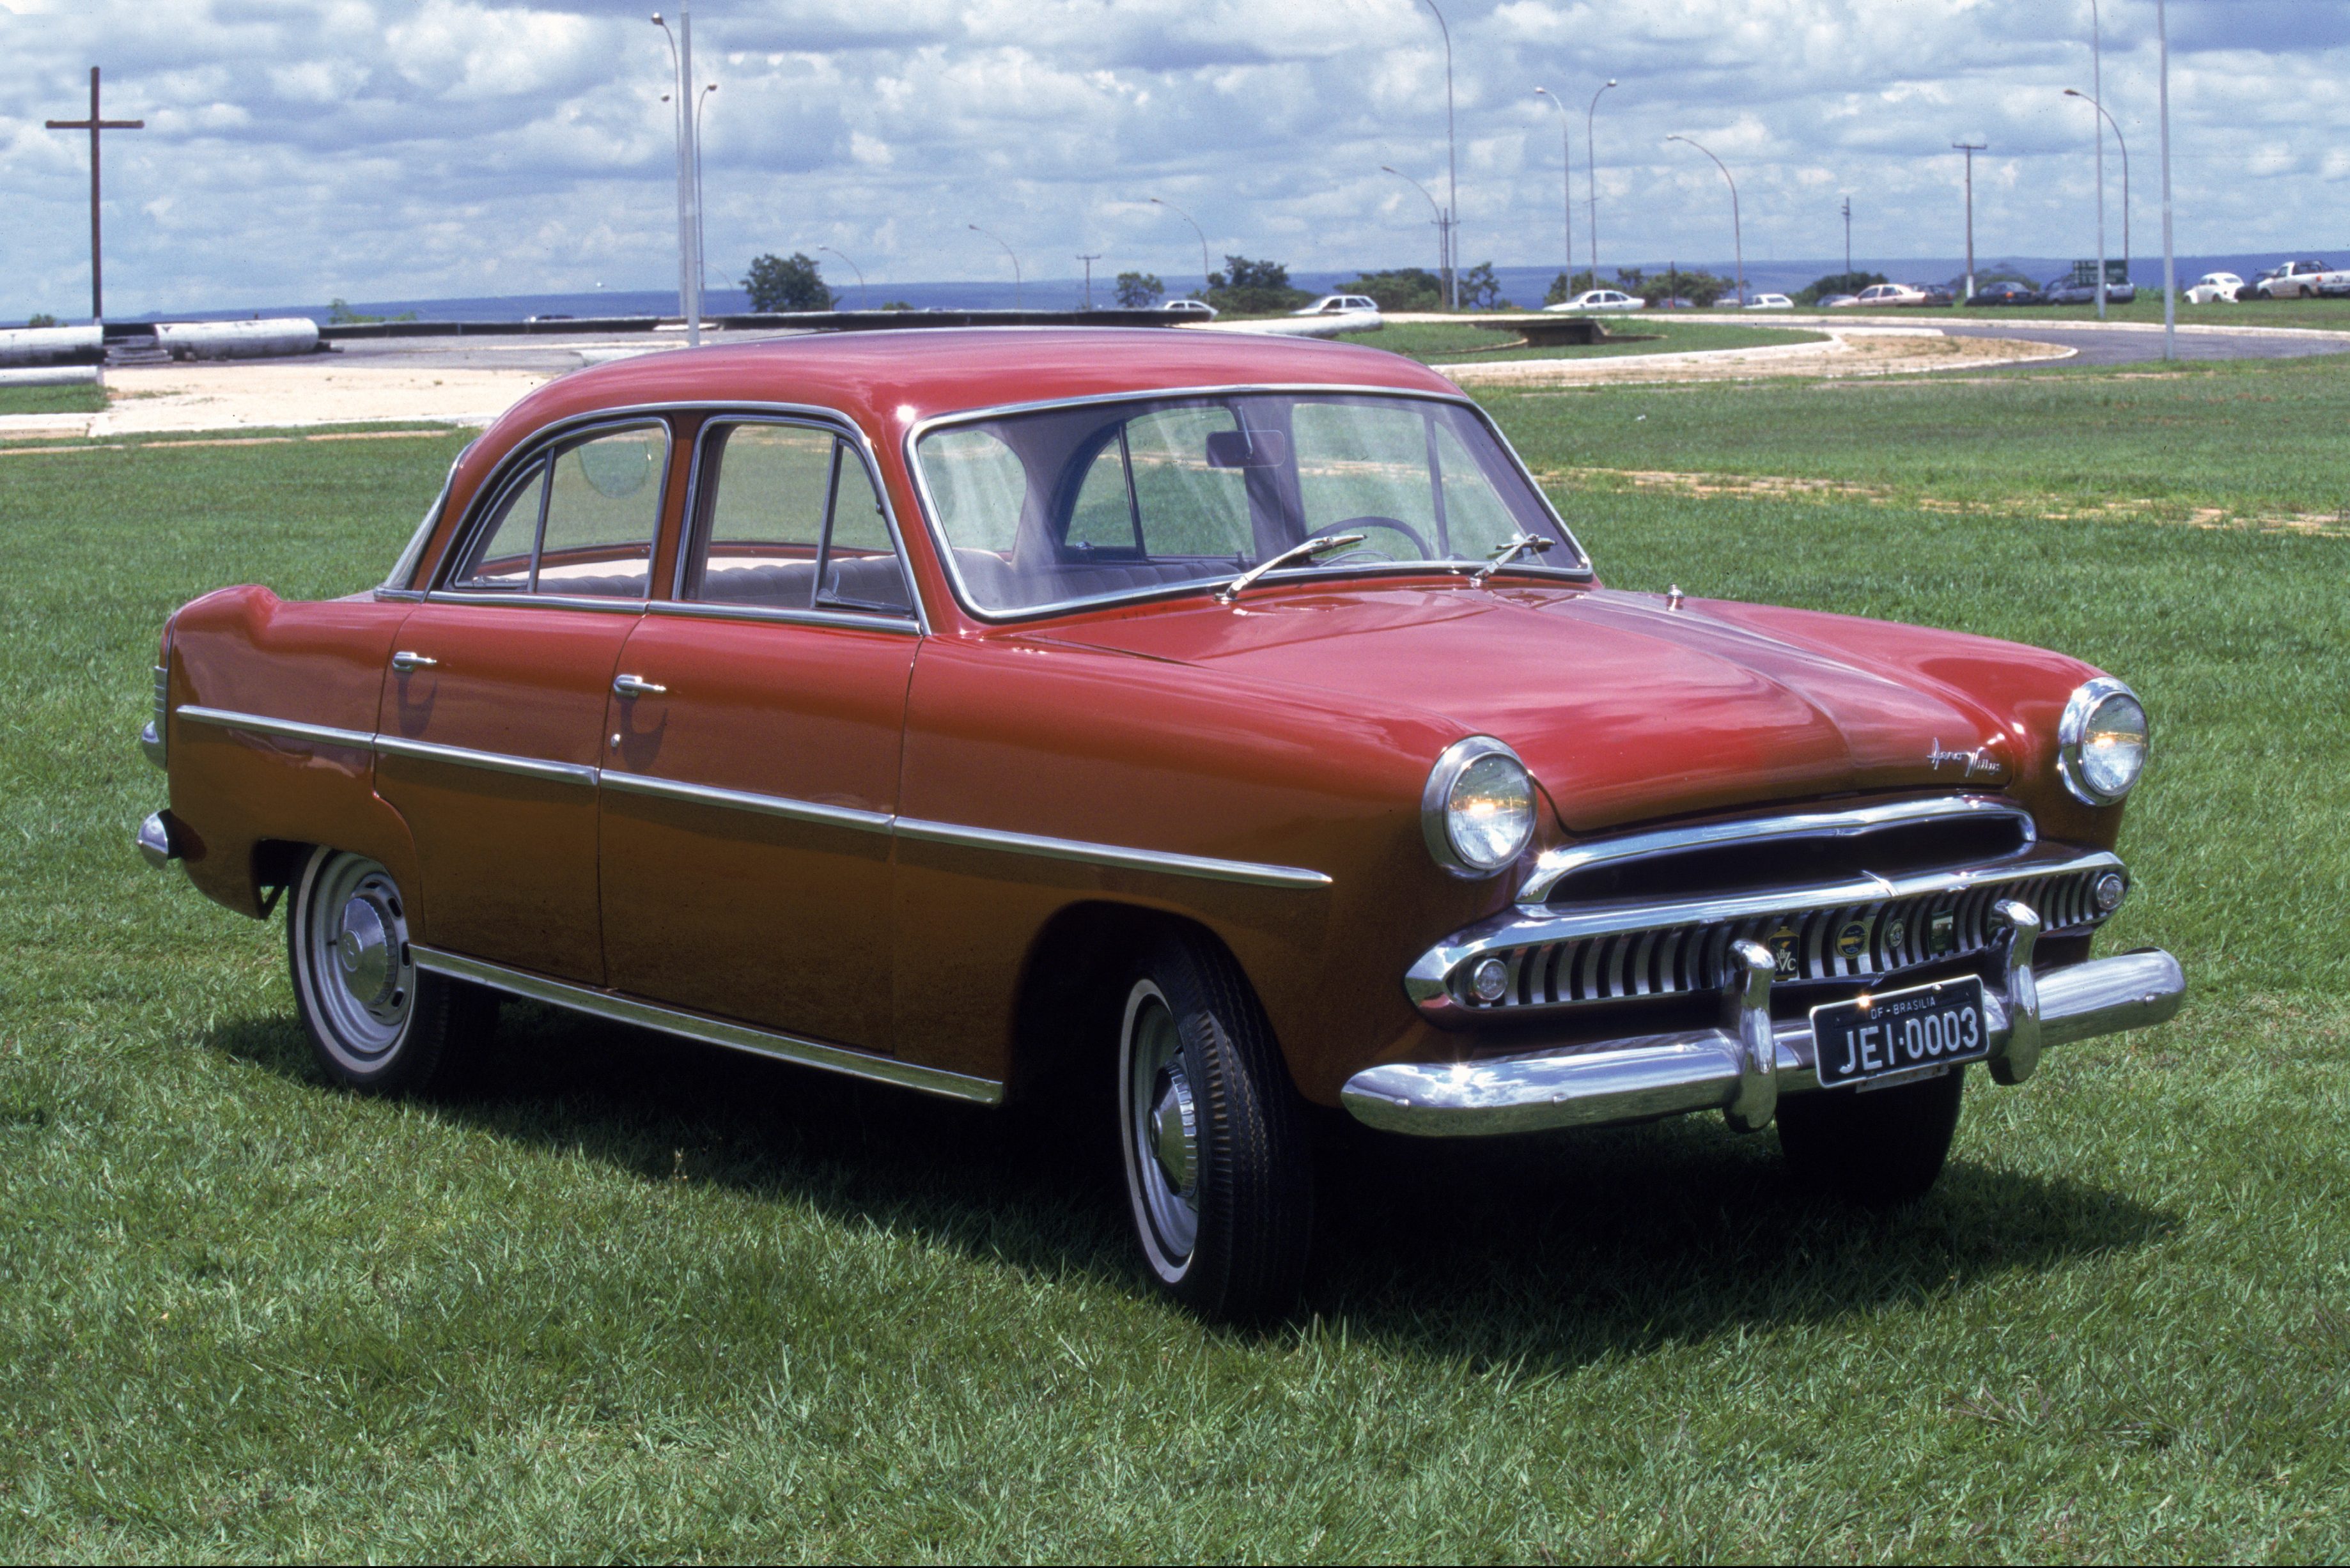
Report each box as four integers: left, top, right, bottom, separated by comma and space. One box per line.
1743, 294, 1794, 310
1851, 283, 1930, 307
2183, 272, 2243, 304
2248, 260, 2349, 299
1544, 289, 1646, 313
1966, 281, 2045, 307
1817, 293, 1861, 308
1919, 284, 1957, 306
2041, 274, 2138, 306
1159, 299, 1219, 319
1293, 295, 1381, 317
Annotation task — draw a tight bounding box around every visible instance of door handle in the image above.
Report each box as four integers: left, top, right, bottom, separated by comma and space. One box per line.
390, 650, 438, 673
612, 674, 668, 698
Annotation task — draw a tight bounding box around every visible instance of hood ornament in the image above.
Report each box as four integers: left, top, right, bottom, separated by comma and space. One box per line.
1928, 737, 2005, 779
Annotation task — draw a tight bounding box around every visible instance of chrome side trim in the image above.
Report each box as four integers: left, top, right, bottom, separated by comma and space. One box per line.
372, 733, 600, 786
894, 815, 1334, 889
599, 770, 894, 833
1342, 944, 2185, 1137
178, 704, 376, 751
901, 384, 1594, 626
1518, 794, 2034, 906
412, 945, 1004, 1106
643, 599, 921, 635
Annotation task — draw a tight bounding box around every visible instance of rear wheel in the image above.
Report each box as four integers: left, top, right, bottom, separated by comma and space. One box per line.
1115, 931, 1313, 1319
1775, 1066, 1965, 1207
287, 846, 492, 1094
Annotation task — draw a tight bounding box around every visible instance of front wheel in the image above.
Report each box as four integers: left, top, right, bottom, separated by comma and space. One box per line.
1775, 1066, 1965, 1207
287, 846, 493, 1094
1115, 931, 1314, 1319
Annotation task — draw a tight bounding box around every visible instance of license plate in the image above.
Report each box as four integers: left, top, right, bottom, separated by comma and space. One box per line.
1810, 975, 1989, 1090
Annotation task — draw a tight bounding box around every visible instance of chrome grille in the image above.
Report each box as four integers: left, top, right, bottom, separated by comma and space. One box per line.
1469, 867, 2115, 1014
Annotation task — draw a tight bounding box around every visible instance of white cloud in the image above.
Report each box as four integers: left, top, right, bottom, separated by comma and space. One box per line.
0, 0, 2340, 316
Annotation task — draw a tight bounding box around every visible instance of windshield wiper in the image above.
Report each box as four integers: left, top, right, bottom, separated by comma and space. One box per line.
1472, 532, 1558, 584
1215, 532, 1367, 605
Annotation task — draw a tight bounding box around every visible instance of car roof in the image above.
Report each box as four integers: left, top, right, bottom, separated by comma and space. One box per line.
446, 325, 1461, 529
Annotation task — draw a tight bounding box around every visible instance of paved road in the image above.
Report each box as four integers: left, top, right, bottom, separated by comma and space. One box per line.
1930, 320, 2350, 367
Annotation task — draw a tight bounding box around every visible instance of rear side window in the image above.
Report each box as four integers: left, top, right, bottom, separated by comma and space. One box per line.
448, 422, 669, 597
681, 421, 914, 617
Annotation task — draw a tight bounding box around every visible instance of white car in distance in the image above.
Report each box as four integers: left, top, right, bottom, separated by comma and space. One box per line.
1845, 282, 1931, 307
1158, 299, 1219, 319
1744, 293, 1796, 310
1544, 289, 1646, 313
1293, 295, 1381, 316
2184, 272, 2243, 305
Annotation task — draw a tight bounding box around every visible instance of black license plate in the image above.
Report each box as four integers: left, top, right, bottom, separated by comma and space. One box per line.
1811, 976, 1989, 1090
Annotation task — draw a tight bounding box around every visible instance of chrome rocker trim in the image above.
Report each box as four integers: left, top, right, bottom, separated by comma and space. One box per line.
1345, 901, 2185, 1138
412, 945, 1004, 1106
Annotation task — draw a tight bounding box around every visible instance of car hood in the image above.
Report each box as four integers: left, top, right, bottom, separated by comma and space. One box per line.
1034, 584, 2020, 834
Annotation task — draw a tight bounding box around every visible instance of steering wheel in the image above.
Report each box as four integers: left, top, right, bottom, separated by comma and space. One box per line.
1322, 515, 1432, 562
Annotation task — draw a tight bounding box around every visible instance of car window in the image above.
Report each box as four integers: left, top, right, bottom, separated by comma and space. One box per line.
1293, 401, 1436, 554
1124, 406, 1252, 555
683, 420, 912, 616
449, 421, 667, 596
924, 427, 1029, 554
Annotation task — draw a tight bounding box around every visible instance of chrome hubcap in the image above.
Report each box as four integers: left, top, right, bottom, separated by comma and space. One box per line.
1122, 987, 1200, 1271
302, 853, 414, 1067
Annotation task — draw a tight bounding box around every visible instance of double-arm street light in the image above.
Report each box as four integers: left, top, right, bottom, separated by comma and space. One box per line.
651, 7, 702, 345
1381, 166, 1452, 294
1666, 134, 1744, 307
1149, 196, 1211, 296
1419, 0, 1459, 309
1532, 88, 1573, 284
1587, 78, 1618, 281
970, 223, 1022, 309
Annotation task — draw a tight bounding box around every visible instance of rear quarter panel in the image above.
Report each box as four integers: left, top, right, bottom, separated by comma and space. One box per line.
167, 586, 419, 917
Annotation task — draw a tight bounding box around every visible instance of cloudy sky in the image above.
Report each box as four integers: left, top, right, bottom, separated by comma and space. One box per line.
0, 0, 2341, 316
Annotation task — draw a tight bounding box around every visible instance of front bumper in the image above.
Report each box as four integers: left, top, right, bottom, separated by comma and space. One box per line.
1343, 900, 2183, 1137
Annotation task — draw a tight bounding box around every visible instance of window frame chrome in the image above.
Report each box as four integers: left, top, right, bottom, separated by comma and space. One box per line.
669, 409, 924, 634
901, 382, 1594, 626
433, 414, 674, 601
2056, 676, 2147, 807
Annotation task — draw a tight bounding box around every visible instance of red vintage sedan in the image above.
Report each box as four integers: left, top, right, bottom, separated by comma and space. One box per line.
136, 327, 2183, 1317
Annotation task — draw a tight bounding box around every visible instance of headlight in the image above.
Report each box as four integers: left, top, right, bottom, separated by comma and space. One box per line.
2058, 678, 2149, 805
1422, 737, 1536, 876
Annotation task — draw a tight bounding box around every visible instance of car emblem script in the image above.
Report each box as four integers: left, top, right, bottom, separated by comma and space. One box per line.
1927, 738, 2005, 779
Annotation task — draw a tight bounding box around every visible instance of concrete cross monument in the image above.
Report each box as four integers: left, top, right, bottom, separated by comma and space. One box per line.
45, 66, 145, 326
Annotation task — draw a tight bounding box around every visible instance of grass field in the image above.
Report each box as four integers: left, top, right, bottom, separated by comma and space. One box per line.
2, 356, 2346, 1558
0, 384, 107, 416
1347, 318, 1827, 364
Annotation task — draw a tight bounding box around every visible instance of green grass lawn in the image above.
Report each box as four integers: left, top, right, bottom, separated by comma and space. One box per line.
0, 383, 106, 416
2, 359, 2345, 1557
1351, 318, 1828, 364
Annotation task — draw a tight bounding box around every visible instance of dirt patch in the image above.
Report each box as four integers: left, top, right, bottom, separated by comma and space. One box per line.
1538, 463, 2350, 539
1443, 328, 2069, 387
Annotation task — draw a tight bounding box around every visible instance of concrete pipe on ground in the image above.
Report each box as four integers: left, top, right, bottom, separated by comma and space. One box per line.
0, 364, 102, 387
0, 325, 104, 367
156, 318, 322, 361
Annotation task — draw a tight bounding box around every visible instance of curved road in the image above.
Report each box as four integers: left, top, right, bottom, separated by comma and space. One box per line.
1936, 319, 2350, 367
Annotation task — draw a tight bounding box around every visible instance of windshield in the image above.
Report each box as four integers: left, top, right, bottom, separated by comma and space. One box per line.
912, 392, 1584, 617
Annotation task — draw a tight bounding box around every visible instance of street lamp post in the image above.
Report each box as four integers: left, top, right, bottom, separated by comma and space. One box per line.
1667, 135, 1744, 306
2089, 0, 2107, 317
1149, 196, 1212, 296
695, 81, 716, 308
1842, 196, 1851, 275
650, 7, 701, 346
1077, 253, 1101, 310
2158, 0, 2175, 359
1953, 140, 1986, 300
1533, 88, 1573, 286
1381, 166, 1452, 294
1586, 79, 1618, 283
970, 223, 1022, 309
1420, 0, 1459, 309
818, 245, 867, 310
2066, 89, 2131, 282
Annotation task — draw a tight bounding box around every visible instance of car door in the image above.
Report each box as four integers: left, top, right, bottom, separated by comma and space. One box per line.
597, 417, 921, 1053
374, 418, 674, 984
